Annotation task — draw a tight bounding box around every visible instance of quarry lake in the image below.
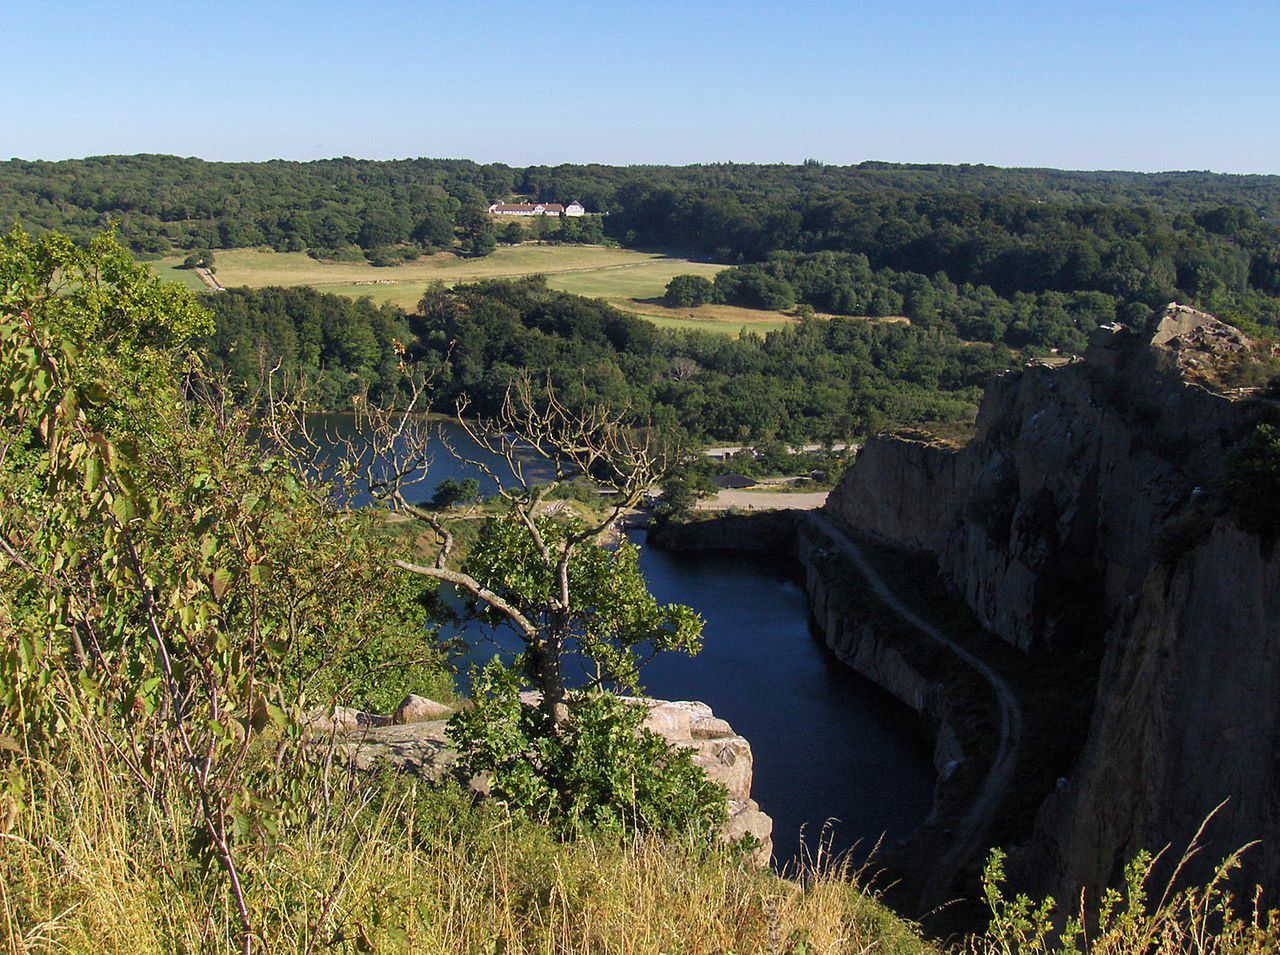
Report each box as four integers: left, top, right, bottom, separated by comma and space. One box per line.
317, 415, 936, 866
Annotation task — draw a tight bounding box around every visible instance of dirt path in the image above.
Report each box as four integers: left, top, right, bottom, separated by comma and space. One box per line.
803, 512, 1024, 910
194, 266, 225, 292
695, 489, 829, 510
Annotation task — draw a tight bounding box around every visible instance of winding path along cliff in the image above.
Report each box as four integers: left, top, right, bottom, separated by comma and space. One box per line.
655, 304, 1280, 919
803, 512, 1023, 909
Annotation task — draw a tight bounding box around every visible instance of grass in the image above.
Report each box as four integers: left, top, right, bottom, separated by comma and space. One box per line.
149, 246, 811, 334
8, 704, 1276, 953
1, 725, 934, 954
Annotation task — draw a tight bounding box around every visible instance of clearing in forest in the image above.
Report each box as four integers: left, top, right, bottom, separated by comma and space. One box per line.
150, 245, 808, 334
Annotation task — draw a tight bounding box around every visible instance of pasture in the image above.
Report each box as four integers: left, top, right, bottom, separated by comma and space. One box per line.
150, 245, 804, 334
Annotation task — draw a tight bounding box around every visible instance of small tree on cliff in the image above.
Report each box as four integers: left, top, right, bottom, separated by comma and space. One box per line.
265, 370, 722, 832
272, 372, 701, 724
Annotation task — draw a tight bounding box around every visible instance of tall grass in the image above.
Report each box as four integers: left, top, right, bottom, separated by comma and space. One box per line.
0, 726, 929, 954
5, 724, 1277, 953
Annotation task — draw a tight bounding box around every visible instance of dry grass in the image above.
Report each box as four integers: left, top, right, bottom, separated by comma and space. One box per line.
0, 728, 931, 954
5, 723, 1277, 953
146, 246, 828, 335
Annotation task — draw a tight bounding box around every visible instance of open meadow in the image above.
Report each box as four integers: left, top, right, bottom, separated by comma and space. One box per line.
151, 245, 807, 334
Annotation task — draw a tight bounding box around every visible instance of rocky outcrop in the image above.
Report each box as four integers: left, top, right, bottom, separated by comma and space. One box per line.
826, 304, 1280, 899
306, 695, 774, 864
1028, 519, 1280, 895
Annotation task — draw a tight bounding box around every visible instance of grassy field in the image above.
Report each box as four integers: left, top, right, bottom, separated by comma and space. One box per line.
151, 245, 809, 334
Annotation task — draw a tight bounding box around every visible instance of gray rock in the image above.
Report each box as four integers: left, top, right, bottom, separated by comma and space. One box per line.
825, 302, 1280, 900
393, 694, 453, 724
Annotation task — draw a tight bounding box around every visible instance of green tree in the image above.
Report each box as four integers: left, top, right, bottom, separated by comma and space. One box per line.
0, 228, 451, 953
450, 661, 725, 839
412, 203, 457, 248
429, 476, 481, 508
1225, 423, 1280, 546
664, 274, 718, 307
457, 205, 496, 257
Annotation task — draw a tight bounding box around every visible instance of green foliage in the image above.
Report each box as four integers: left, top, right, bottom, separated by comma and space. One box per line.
978, 849, 1060, 953
405, 277, 1008, 443
501, 220, 525, 245
0, 226, 212, 359
8, 155, 1280, 335
429, 476, 481, 509
1224, 423, 1280, 546
664, 273, 718, 307
655, 469, 715, 522
463, 514, 702, 693
182, 249, 215, 271
202, 285, 411, 409
714, 265, 795, 310
0, 228, 454, 947
458, 205, 497, 257
972, 839, 1280, 953
449, 660, 727, 840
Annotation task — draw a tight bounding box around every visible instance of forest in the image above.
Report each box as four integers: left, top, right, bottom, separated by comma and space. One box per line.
201, 278, 1009, 442
4, 154, 1280, 338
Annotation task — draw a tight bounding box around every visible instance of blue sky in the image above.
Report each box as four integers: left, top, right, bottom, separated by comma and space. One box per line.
3, 0, 1278, 172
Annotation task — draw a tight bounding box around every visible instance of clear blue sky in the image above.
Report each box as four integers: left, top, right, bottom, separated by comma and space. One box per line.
3, 0, 1278, 173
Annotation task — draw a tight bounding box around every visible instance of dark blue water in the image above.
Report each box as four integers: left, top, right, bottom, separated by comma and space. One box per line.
446, 529, 936, 869
631, 537, 935, 868
307, 413, 557, 508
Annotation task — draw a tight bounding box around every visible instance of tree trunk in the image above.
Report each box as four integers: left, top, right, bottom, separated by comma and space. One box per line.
533, 638, 569, 726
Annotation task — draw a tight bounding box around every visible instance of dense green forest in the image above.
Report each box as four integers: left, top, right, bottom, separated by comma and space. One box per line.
202, 279, 1009, 441
5, 154, 1280, 337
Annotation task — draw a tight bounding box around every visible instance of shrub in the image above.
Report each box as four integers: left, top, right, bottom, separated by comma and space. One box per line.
430, 476, 481, 508
449, 660, 727, 841
664, 274, 718, 307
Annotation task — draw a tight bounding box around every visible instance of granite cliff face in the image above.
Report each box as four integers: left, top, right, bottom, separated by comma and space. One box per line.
827, 305, 1280, 898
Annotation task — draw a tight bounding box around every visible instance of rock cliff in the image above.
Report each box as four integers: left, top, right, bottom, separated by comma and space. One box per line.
826, 304, 1280, 899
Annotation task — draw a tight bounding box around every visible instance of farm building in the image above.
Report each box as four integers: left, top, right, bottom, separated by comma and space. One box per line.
488, 201, 585, 217
712, 472, 757, 490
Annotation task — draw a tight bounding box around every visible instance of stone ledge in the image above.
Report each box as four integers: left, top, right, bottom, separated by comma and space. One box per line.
304, 695, 773, 865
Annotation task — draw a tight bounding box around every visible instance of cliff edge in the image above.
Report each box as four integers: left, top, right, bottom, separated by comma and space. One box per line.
826, 304, 1280, 900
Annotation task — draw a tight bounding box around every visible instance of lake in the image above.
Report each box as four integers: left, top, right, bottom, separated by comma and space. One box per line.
311, 413, 935, 867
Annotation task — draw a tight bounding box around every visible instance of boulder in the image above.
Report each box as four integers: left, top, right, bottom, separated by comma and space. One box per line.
725, 798, 775, 865
393, 694, 454, 724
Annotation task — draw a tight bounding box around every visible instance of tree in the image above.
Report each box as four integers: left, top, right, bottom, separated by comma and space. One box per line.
501, 221, 525, 245
1225, 423, 1280, 547
430, 476, 480, 508
412, 203, 456, 248
457, 205, 496, 257
664, 274, 718, 307
183, 249, 215, 271
1, 228, 452, 953
343, 377, 695, 723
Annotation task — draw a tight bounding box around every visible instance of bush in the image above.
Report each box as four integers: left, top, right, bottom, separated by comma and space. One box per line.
449, 660, 727, 841
1224, 422, 1280, 547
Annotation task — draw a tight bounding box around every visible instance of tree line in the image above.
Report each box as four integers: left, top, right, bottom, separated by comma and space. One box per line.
5, 154, 1279, 333
202, 278, 1012, 443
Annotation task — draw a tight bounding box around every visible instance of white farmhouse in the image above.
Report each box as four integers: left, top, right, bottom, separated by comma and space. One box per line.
487, 201, 586, 218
